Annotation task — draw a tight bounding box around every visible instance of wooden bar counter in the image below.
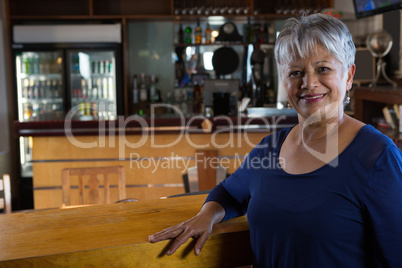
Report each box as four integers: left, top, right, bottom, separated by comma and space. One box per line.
15, 115, 297, 209
0, 194, 252, 267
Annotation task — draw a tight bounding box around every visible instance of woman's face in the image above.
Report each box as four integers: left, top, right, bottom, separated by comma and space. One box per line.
281, 45, 355, 121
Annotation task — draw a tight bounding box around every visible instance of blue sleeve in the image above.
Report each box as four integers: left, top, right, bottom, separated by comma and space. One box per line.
205, 183, 248, 222
362, 144, 402, 267
205, 137, 268, 222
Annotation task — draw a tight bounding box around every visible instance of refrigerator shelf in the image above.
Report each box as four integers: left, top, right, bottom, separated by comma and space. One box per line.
71, 98, 115, 102
21, 98, 63, 104
20, 73, 62, 79
70, 73, 113, 78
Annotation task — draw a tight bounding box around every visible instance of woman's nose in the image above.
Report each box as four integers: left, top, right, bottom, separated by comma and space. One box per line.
301, 73, 319, 90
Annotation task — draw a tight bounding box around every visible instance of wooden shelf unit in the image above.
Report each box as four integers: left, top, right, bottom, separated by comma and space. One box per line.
354, 86, 402, 141
5, 0, 333, 119
7, 0, 333, 20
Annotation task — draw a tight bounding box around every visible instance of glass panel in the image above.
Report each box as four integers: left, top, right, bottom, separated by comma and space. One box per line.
68, 50, 117, 120
19, 136, 33, 178
16, 51, 64, 122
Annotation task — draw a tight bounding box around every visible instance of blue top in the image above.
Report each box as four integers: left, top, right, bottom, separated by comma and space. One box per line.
206, 125, 402, 268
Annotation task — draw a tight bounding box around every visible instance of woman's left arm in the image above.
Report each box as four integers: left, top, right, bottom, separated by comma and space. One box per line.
362, 145, 402, 267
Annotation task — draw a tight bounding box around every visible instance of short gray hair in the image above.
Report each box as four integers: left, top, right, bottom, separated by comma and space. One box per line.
275, 14, 356, 73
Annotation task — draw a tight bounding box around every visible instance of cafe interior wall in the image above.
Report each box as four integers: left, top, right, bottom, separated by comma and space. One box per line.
0, 0, 11, 173
0, 0, 19, 209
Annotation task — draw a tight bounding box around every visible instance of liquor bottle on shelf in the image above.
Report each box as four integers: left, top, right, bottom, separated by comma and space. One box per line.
193, 79, 201, 114
139, 73, 148, 103
254, 23, 262, 44
263, 23, 269, 43
185, 26, 192, 44
154, 76, 161, 102
132, 74, 139, 104
195, 22, 202, 44
149, 75, 158, 103
205, 23, 212, 44
178, 24, 185, 44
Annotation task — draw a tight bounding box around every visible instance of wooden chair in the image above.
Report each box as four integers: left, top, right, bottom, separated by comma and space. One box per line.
62, 166, 126, 207
182, 149, 230, 193
0, 174, 12, 214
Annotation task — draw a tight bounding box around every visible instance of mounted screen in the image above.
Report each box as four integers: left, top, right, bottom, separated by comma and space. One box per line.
353, 0, 402, 18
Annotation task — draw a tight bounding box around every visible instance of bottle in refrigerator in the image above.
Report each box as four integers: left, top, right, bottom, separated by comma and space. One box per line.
23, 55, 30, 74
22, 79, 29, 98
32, 54, 39, 74
102, 77, 108, 99
81, 79, 87, 99
108, 77, 114, 99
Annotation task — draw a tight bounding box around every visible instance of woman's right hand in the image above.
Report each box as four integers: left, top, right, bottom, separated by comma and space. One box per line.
148, 201, 225, 256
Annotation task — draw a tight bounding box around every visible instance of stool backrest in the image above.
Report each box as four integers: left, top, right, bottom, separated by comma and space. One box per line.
62, 166, 126, 206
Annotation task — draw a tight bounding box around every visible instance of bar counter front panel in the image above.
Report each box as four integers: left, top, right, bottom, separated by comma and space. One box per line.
16, 116, 297, 209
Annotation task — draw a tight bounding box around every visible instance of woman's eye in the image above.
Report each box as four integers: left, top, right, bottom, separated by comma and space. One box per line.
318, 67, 330, 73
289, 71, 302, 77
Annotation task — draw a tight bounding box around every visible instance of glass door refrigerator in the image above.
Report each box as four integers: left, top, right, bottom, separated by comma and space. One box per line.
15, 50, 65, 122
13, 47, 122, 177
13, 47, 123, 177
14, 50, 65, 178
12, 24, 123, 179
67, 50, 119, 121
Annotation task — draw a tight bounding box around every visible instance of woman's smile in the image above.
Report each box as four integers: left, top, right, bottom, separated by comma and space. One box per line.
299, 93, 327, 102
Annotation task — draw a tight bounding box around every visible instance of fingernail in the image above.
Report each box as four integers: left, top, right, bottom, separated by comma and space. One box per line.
195, 248, 200, 256
167, 250, 171, 255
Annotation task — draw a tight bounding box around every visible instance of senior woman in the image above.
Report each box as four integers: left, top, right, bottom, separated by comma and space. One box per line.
149, 14, 402, 267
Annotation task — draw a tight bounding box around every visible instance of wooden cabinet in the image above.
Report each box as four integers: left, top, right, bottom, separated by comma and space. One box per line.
92, 0, 172, 17
8, 0, 90, 17
7, 0, 173, 18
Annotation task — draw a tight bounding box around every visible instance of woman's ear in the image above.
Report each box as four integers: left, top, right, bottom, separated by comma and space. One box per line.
346, 64, 356, 90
